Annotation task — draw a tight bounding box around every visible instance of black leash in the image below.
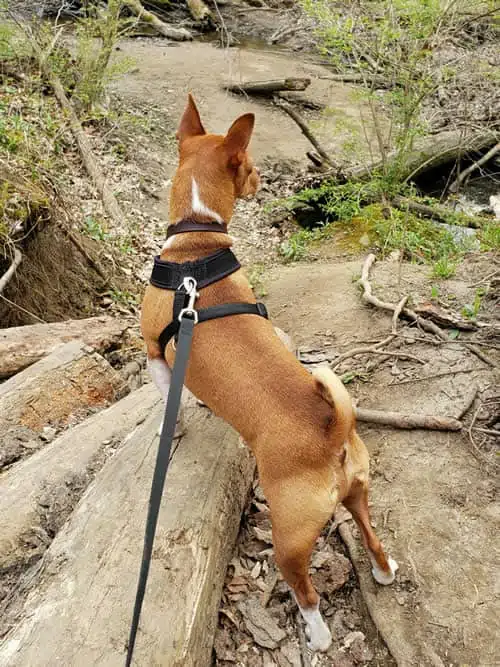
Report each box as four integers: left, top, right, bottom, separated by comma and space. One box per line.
125, 278, 198, 667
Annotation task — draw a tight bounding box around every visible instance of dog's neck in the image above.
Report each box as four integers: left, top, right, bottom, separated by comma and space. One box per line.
162, 167, 234, 260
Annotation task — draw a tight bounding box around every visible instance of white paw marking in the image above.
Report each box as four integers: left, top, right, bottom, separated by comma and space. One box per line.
298, 603, 332, 652
191, 177, 223, 222
371, 556, 398, 585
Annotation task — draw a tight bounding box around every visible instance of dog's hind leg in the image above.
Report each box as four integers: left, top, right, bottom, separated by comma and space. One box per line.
267, 483, 335, 652
343, 479, 398, 585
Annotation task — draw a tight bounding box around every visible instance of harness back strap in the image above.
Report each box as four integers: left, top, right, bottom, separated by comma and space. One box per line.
158, 301, 268, 355
151, 248, 240, 290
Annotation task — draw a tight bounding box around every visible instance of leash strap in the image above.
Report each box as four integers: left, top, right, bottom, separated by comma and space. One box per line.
125, 313, 196, 667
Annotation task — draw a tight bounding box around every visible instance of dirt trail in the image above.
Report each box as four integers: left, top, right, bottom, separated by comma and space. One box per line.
263, 259, 499, 667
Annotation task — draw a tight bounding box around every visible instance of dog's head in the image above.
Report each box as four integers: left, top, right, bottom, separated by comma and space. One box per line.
170, 95, 260, 223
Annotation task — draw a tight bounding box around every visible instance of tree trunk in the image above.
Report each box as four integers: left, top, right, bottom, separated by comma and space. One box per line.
0, 383, 162, 633
0, 396, 255, 667
0, 316, 130, 379
0, 341, 126, 470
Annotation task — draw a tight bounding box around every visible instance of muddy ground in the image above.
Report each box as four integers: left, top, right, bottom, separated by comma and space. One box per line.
2, 3, 499, 665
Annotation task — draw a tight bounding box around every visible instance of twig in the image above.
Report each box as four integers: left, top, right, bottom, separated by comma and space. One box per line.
358, 254, 448, 340
466, 344, 498, 369
273, 97, 340, 169
335, 347, 425, 368
456, 386, 479, 420
392, 295, 409, 333
449, 141, 500, 193
333, 335, 394, 367
472, 427, 500, 438
388, 367, 486, 386
468, 407, 482, 455
0, 248, 22, 294
295, 611, 311, 667
355, 407, 462, 431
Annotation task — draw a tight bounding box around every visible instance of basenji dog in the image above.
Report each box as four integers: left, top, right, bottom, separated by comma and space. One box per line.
141, 95, 397, 651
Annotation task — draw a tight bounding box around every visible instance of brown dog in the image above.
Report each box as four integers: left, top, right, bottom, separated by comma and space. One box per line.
141, 95, 397, 651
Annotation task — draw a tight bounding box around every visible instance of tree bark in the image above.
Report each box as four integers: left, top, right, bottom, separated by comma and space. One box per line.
0, 384, 162, 634
0, 316, 131, 379
124, 0, 193, 40
0, 396, 255, 667
0, 341, 125, 469
224, 78, 311, 96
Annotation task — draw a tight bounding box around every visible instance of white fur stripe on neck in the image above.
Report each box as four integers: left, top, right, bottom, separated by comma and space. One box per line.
191, 177, 223, 223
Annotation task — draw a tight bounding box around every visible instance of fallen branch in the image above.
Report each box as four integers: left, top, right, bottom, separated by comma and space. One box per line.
388, 367, 486, 386
359, 254, 448, 340
465, 343, 498, 369
449, 141, 500, 193
26, 31, 124, 226
0, 248, 22, 294
392, 195, 484, 229
335, 346, 425, 368
319, 73, 395, 88
412, 302, 477, 331
273, 97, 340, 169
354, 407, 462, 431
224, 78, 311, 96
455, 386, 479, 420
123, 0, 193, 40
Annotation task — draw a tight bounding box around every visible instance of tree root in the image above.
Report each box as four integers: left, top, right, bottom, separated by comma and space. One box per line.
355, 407, 462, 431
0, 248, 22, 294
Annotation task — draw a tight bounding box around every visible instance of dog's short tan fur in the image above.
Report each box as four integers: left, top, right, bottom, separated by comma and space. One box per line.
141, 95, 396, 651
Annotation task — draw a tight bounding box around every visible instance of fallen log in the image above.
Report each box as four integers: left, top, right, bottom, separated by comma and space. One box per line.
0, 341, 125, 469
392, 195, 484, 229
123, 0, 193, 40
0, 315, 131, 379
224, 78, 311, 96
0, 396, 255, 667
0, 383, 161, 629
186, 0, 212, 23
355, 408, 462, 431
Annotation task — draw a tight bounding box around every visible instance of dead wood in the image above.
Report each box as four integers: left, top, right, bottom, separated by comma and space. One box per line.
0, 248, 22, 294
455, 385, 479, 420
124, 0, 193, 40
0, 396, 255, 666
0, 315, 130, 379
27, 31, 125, 225
412, 302, 477, 331
392, 295, 409, 333
0, 384, 161, 632
449, 141, 500, 193
224, 78, 311, 96
359, 254, 448, 340
320, 73, 395, 88
354, 407, 462, 431
388, 367, 487, 386
392, 195, 484, 229
0, 341, 124, 468
186, 0, 212, 23
274, 97, 340, 169
466, 343, 498, 369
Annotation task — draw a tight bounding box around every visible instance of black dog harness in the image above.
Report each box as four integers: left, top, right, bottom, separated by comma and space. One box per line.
126, 220, 269, 666
150, 219, 269, 354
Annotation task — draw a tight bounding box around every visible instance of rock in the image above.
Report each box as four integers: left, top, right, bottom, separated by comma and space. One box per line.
313, 552, 352, 595
40, 426, 57, 442
238, 596, 287, 649
343, 631, 374, 664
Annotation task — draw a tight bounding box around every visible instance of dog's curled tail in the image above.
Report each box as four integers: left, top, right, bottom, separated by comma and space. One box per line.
313, 366, 355, 443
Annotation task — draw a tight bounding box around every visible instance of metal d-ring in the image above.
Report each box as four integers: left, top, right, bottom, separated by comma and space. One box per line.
178, 276, 199, 324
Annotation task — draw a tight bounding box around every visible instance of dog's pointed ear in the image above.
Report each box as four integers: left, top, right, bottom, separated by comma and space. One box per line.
176, 94, 206, 142
223, 113, 255, 165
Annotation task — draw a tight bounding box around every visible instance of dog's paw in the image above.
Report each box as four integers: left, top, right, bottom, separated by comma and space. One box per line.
305, 623, 332, 652
372, 556, 398, 586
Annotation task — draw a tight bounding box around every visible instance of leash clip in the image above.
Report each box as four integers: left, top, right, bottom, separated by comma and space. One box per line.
178, 276, 199, 323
